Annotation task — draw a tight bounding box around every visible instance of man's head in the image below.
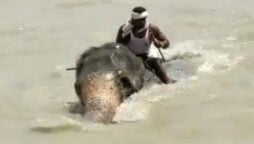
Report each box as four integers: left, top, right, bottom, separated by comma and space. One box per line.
130, 6, 149, 30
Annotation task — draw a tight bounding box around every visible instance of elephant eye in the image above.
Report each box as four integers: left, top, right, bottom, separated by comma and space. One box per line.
120, 77, 132, 89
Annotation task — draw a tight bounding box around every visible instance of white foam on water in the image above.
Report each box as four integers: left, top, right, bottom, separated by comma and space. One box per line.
198, 53, 245, 73
164, 40, 245, 74
113, 76, 195, 123
30, 116, 107, 133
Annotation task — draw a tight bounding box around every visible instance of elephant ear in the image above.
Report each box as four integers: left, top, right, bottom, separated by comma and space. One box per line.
137, 57, 146, 72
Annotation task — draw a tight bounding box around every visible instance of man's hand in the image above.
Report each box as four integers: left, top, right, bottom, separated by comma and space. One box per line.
153, 39, 167, 49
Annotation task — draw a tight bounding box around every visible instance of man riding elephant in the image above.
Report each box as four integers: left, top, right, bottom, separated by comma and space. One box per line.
116, 6, 176, 84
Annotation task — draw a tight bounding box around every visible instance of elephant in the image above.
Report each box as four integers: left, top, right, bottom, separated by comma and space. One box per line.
73, 42, 145, 123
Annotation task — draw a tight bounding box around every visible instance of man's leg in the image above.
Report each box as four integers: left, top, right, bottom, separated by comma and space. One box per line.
147, 58, 176, 84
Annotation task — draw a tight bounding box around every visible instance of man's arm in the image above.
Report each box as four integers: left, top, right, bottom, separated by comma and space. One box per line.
150, 24, 170, 49
116, 25, 130, 45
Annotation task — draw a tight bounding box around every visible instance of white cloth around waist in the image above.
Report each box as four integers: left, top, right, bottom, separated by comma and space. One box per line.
148, 44, 163, 59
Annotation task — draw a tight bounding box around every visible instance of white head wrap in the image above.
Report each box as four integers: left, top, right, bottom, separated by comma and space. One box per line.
121, 10, 150, 37
131, 11, 149, 19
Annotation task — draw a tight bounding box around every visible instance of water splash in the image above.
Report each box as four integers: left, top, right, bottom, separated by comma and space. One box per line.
30, 116, 107, 133
198, 51, 245, 73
